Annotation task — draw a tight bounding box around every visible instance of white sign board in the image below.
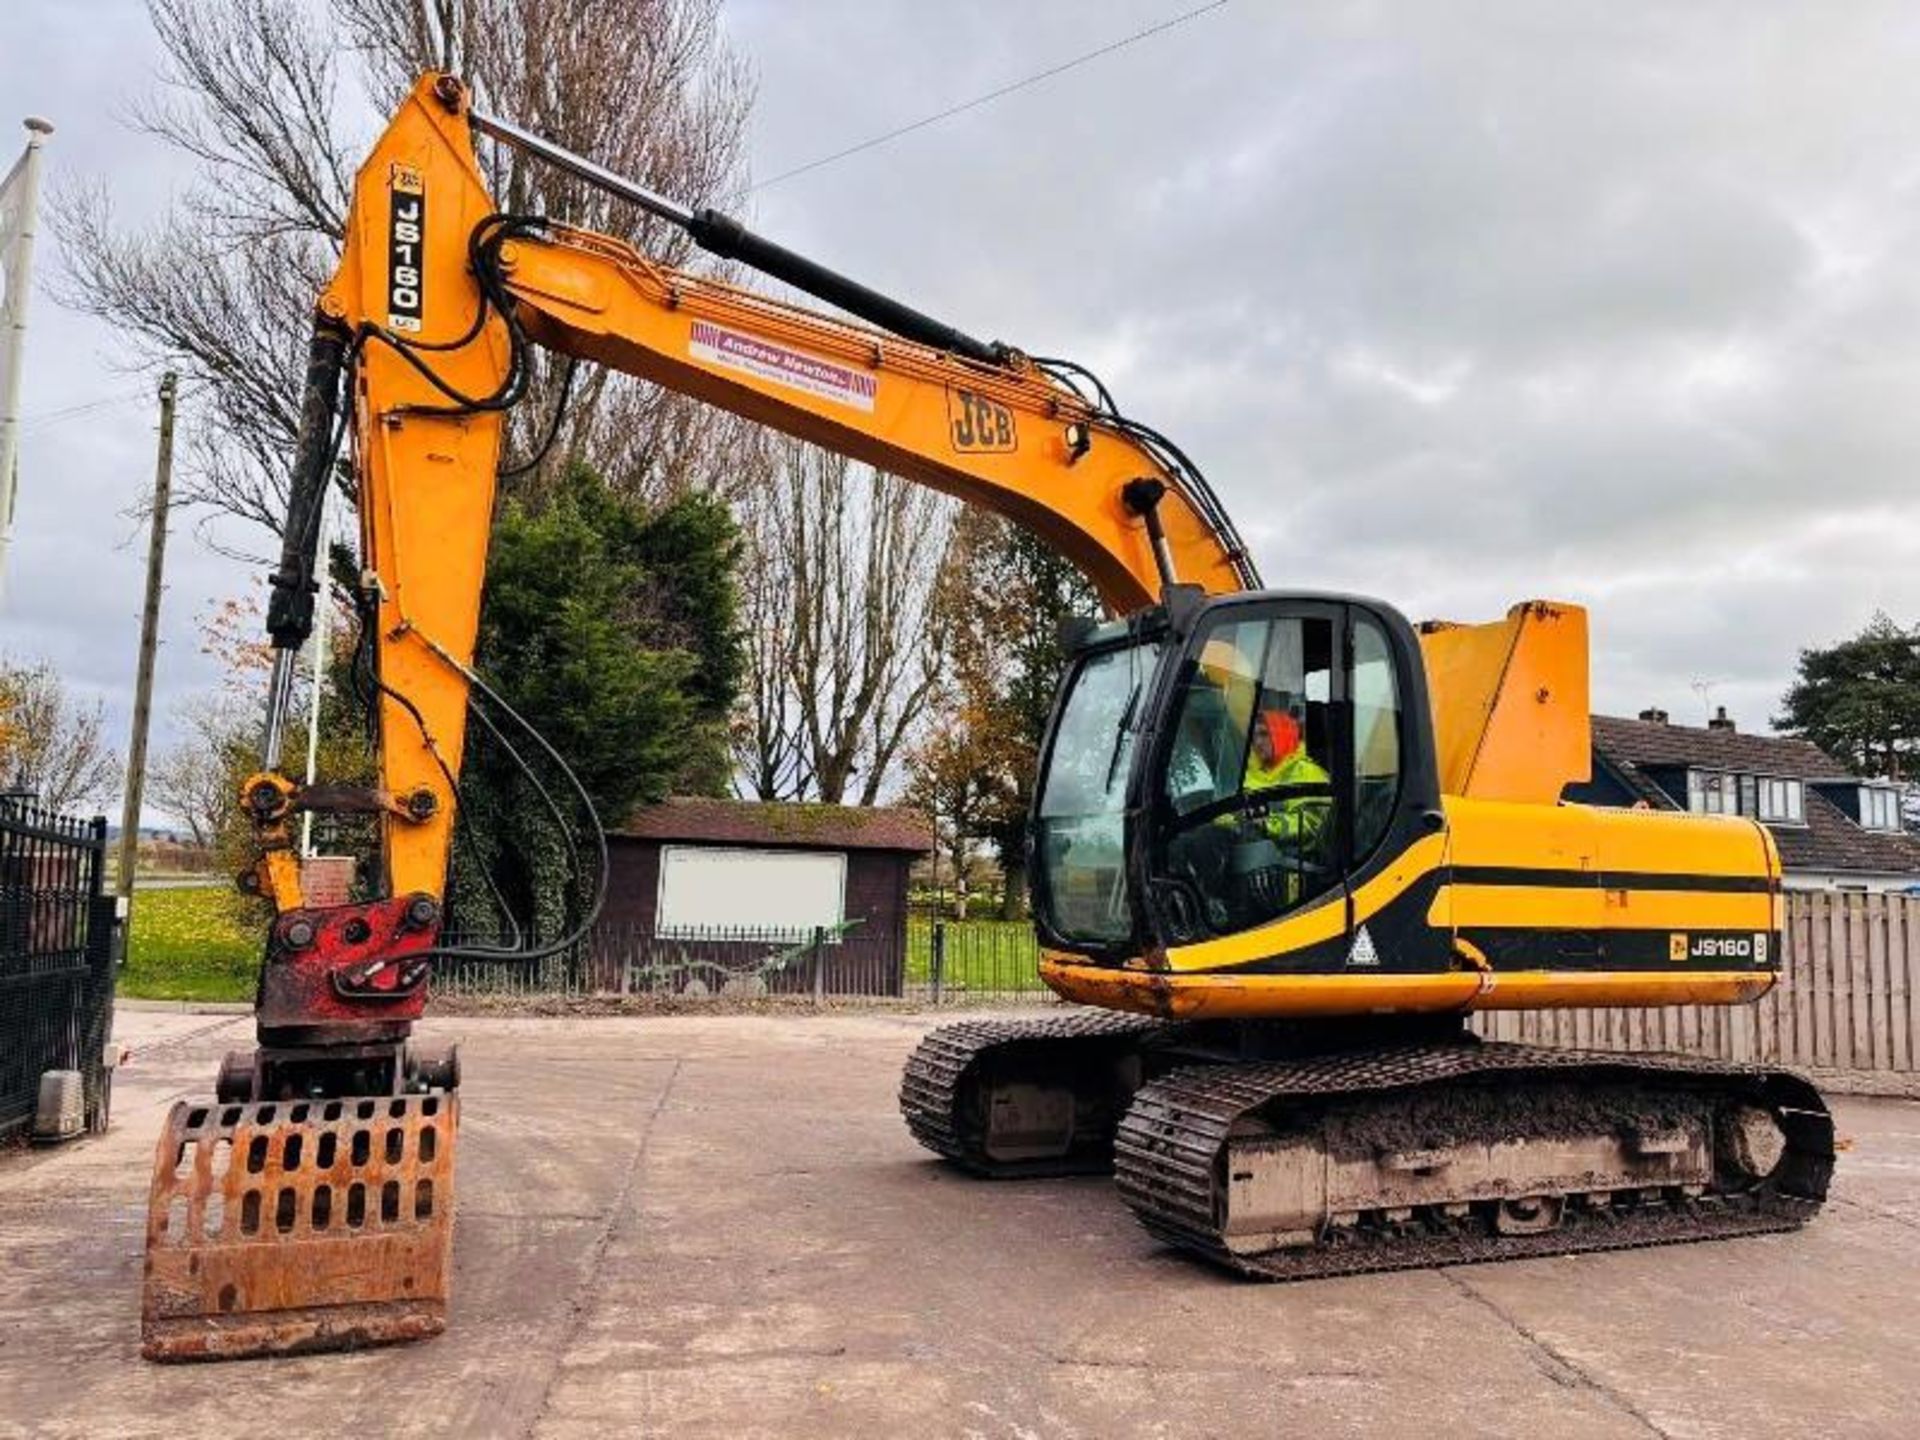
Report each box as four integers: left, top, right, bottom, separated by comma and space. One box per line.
656, 846, 847, 939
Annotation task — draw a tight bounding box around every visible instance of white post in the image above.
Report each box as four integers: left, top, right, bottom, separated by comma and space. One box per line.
298, 488, 334, 858
0, 117, 53, 604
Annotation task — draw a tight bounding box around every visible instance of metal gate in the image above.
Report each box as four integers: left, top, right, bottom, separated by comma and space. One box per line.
0, 797, 116, 1140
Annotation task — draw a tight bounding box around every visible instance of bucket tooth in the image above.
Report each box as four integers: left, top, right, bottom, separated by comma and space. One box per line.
140, 1092, 457, 1362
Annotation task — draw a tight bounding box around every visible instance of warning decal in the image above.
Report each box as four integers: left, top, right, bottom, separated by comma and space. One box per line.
1346, 925, 1380, 968
689, 320, 877, 412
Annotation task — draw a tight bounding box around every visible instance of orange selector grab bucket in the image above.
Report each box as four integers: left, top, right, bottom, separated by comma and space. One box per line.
140, 1092, 457, 1361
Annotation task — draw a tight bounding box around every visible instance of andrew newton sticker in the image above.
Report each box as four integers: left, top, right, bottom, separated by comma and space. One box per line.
388, 164, 425, 333
948, 388, 1016, 453
689, 320, 878, 412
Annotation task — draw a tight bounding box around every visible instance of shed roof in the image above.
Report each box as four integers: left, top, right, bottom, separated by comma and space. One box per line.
613, 797, 934, 854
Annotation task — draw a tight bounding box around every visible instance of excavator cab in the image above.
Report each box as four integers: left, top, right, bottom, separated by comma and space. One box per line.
1031, 590, 1442, 970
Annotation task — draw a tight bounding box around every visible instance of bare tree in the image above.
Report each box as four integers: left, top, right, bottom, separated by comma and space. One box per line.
730, 440, 812, 800
732, 438, 954, 805
906, 508, 1099, 917
904, 718, 992, 919
147, 693, 250, 847
55, 0, 754, 542
0, 659, 123, 813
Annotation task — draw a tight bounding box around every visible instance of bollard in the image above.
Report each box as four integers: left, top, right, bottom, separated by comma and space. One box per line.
931, 921, 945, 1006
811, 926, 825, 1005
33, 1070, 84, 1144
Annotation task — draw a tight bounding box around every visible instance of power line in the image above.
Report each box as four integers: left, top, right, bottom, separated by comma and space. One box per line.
21, 379, 209, 433
20, 389, 148, 432
750, 0, 1232, 193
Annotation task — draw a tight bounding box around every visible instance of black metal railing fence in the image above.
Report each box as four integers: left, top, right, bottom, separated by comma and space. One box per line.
433, 913, 1051, 1005
0, 797, 116, 1139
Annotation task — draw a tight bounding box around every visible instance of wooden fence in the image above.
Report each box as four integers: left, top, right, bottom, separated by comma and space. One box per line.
1475, 891, 1920, 1075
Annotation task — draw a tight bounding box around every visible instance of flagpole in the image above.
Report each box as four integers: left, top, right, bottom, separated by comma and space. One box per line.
0, 116, 53, 604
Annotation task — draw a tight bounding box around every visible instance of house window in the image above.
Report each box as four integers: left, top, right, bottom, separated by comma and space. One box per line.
1860, 786, 1904, 833
1755, 776, 1805, 825
1687, 770, 1735, 816
656, 846, 846, 939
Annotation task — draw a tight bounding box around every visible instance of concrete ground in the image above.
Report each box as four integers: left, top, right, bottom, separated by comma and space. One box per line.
3, 1008, 1919, 1440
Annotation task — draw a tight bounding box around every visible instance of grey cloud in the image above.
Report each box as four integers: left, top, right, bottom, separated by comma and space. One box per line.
10, 0, 1920, 829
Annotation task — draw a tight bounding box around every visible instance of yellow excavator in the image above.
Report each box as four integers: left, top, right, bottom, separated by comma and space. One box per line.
140, 74, 1832, 1361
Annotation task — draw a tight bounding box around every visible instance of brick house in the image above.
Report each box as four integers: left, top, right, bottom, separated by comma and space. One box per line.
1567, 707, 1920, 893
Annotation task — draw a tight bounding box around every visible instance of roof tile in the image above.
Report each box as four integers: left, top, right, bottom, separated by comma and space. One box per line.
1769, 788, 1920, 877
1590, 714, 1852, 778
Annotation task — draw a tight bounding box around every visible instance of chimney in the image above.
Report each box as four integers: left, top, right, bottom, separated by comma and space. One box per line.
1637, 707, 1669, 725
1708, 706, 1736, 733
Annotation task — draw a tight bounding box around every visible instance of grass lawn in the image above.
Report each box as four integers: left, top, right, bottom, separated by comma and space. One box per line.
904, 917, 1048, 992
120, 887, 260, 1003
115, 891, 1051, 1003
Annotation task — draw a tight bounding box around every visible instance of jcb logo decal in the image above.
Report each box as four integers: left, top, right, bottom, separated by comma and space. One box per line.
388, 164, 425, 334
948, 388, 1016, 453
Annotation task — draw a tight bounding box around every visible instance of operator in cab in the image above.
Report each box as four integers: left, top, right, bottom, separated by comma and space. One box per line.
1229, 699, 1332, 912
1243, 703, 1330, 850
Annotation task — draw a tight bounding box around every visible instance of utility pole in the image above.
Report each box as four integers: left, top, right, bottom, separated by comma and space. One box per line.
0, 116, 54, 604
117, 372, 178, 903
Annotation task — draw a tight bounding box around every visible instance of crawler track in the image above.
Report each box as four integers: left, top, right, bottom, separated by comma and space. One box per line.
1113, 1041, 1834, 1281
900, 1011, 1168, 1176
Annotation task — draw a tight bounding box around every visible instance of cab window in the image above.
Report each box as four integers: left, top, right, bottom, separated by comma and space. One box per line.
1034, 641, 1161, 945
1154, 612, 1338, 938
1350, 614, 1403, 860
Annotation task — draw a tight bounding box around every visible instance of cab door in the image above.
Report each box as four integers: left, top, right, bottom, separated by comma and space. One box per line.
1141, 595, 1445, 973
1143, 600, 1350, 952
1340, 604, 1449, 972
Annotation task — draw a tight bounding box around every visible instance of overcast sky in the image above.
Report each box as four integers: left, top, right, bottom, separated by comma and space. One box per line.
5, 1, 1920, 824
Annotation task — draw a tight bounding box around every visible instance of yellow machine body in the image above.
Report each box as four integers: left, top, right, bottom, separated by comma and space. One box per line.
1041, 599, 1781, 1019
1041, 798, 1782, 1020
